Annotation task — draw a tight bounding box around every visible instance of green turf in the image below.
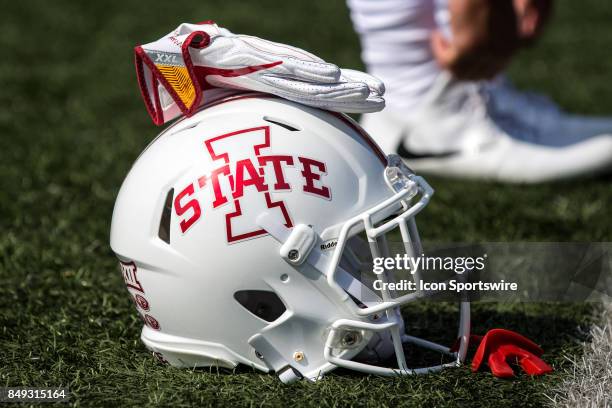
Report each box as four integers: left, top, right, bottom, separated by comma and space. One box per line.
0, 1, 610, 407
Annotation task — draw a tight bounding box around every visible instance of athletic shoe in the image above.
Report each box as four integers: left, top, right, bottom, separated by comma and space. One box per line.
361, 73, 612, 182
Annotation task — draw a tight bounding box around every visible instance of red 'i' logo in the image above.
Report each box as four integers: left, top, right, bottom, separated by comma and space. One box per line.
204, 126, 294, 243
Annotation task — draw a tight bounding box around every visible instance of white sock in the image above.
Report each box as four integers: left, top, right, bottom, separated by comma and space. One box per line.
347, 0, 448, 113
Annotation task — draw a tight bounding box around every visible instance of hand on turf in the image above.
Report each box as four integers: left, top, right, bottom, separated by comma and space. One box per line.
135, 22, 385, 125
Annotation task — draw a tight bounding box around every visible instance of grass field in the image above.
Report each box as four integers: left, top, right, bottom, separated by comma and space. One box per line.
1, 1, 611, 406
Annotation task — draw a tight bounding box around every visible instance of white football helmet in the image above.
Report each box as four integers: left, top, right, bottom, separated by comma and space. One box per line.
110, 92, 470, 383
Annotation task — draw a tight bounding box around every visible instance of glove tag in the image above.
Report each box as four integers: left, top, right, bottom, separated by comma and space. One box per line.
134, 30, 210, 125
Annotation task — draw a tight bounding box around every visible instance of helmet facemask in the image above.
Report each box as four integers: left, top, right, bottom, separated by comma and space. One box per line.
257, 154, 470, 382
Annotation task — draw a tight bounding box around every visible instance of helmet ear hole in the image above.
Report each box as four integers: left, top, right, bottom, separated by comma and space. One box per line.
233, 290, 287, 322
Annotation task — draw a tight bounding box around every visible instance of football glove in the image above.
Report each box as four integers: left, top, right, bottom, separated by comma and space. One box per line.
135, 21, 385, 125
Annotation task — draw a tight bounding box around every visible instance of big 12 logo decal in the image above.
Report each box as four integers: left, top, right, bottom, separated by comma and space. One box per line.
173, 126, 331, 243
119, 260, 161, 331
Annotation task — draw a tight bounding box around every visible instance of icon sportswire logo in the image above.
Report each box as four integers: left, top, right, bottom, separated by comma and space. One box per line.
173, 126, 331, 243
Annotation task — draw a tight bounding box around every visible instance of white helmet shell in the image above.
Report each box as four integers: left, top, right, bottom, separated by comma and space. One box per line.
110, 93, 469, 382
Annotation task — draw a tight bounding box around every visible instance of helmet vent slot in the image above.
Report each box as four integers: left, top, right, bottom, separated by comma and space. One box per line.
263, 116, 301, 132
234, 290, 287, 322
158, 188, 174, 244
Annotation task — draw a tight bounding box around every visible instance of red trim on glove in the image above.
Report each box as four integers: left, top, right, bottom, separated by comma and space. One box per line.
193, 60, 282, 80
134, 47, 163, 125
177, 30, 210, 116
134, 45, 194, 125
134, 30, 283, 126
133, 31, 210, 126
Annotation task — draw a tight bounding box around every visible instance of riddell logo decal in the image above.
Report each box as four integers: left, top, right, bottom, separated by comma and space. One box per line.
174, 126, 331, 243
320, 240, 338, 251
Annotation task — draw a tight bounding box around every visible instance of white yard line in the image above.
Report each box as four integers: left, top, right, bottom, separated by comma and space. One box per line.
547, 302, 612, 408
